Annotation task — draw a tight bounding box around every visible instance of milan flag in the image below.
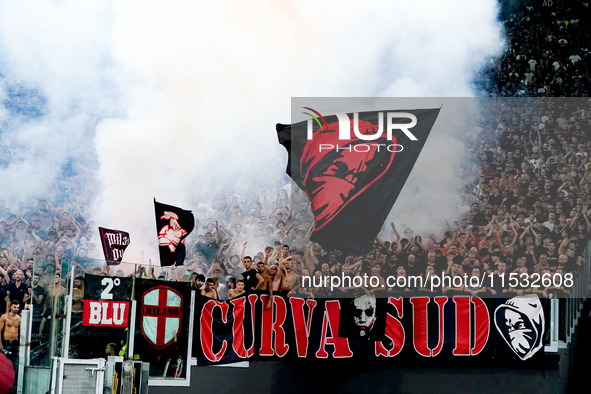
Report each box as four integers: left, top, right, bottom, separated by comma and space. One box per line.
277, 108, 439, 253
99, 227, 130, 265
154, 199, 195, 267
134, 278, 192, 377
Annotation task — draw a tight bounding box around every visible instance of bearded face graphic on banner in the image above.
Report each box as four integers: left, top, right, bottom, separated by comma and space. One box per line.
158, 211, 187, 253
154, 200, 194, 267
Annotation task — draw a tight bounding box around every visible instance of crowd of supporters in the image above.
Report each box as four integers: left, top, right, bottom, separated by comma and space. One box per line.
152, 97, 590, 301
0, 0, 590, 367
187, 103, 589, 299
480, 0, 590, 97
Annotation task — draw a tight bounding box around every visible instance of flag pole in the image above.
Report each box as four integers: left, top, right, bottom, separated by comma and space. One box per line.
62, 263, 75, 358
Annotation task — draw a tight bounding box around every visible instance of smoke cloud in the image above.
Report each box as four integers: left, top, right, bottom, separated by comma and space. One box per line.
0, 0, 504, 262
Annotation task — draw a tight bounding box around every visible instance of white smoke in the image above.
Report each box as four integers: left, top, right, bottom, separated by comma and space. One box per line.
0, 0, 504, 262
0, 1, 117, 204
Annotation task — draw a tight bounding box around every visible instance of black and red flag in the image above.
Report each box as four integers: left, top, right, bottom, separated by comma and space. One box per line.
277, 108, 439, 254
154, 199, 195, 267
99, 227, 130, 265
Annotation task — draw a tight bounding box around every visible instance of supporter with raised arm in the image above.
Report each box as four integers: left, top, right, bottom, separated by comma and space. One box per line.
240, 243, 264, 291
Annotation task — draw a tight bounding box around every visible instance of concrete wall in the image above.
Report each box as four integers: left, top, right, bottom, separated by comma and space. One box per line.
151, 353, 570, 394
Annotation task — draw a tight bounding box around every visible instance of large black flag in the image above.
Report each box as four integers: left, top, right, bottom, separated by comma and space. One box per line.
154, 199, 195, 267
99, 227, 130, 265
277, 108, 439, 254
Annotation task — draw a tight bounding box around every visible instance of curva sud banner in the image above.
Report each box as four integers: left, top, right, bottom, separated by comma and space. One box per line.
193, 292, 548, 366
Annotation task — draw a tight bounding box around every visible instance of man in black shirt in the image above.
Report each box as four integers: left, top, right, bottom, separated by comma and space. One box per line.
6, 269, 28, 312
545, 241, 559, 267
405, 254, 422, 277
241, 256, 263, 291
30, 274, 46, 317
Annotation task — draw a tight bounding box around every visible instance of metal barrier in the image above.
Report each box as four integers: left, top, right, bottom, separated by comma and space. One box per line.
545, 241, 591, 352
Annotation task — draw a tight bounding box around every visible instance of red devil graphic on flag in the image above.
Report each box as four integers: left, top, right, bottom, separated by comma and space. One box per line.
277, 108, 439, 254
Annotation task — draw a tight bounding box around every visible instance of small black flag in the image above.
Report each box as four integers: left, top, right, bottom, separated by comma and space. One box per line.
99, 227, 130, 265
154, 199, 195, 267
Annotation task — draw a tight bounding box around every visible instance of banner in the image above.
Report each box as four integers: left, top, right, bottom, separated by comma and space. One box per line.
84, 274, 133, 301
277, 108, 439, 254
154, 199, 195, 267
83, 274, 133, 327
193, 293, 548, 366
134, 278, 192, 378
99, 227, 130, 265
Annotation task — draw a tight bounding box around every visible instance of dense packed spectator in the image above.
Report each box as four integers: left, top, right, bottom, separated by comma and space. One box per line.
479, 1, 590, 98
0, 2, 589, 366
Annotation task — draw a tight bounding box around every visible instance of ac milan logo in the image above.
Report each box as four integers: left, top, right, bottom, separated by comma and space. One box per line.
141, 286, 183, 349
494, 295, 545, 360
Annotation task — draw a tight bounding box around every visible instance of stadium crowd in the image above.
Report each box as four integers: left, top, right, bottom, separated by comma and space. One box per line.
1, 0, 590, 369
481, 0, 590, 97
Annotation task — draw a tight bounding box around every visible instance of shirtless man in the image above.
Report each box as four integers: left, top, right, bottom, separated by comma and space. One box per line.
277, 256, 292, 294
0, 301, 21, 357
269, 265, 280, 291
228, 279, 246, 299
367, 266, 385, 295
533, 255, 550, 275
71, 276, 85, 312
255, 262, 272, 289
200, 278, 219, 299
255, 262, 273, 310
